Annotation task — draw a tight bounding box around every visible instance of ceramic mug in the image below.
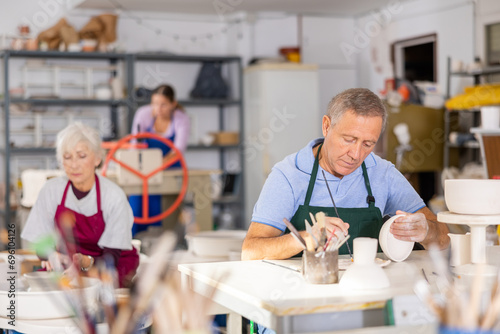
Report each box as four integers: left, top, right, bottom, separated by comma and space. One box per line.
448, 233, 471, 267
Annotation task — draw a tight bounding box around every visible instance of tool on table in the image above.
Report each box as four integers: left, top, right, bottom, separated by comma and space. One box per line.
321, 170, 353, 260
262, 260, 300, 273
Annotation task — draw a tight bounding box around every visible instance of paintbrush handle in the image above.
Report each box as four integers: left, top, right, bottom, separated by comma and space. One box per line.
333, 235, 350, 251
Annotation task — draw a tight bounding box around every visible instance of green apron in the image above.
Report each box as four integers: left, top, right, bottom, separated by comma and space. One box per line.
289, 143, 384, 255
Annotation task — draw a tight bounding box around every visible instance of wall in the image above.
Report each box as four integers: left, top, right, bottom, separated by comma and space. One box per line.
0, 1, 300, 206
476, 0, 500, 65
301, 16, 357, 124
356, 0, 475, 97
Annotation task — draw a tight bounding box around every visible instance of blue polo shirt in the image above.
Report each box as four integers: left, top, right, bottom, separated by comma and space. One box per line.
251, 138, 425, 231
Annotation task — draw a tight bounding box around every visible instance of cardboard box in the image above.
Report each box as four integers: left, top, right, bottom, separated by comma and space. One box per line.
211, 132, 239, 145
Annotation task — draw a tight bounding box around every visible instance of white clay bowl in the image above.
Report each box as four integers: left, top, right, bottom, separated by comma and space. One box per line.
379, 214, 414, 262
186, 230, 247, 258
445, 179, 500, 215
0, 277, 100, 320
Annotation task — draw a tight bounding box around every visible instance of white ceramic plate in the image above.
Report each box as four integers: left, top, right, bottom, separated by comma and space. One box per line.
339, 257, 391, 270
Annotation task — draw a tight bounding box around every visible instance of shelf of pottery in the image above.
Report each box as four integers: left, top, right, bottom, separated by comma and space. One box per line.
2, 108, 104, 148
20, 61, 120, 100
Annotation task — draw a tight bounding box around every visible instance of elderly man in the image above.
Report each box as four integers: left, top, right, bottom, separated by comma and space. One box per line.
242, 88, 449, 261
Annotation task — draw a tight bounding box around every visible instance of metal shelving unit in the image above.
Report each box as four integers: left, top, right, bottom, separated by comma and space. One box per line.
130, 53, 245, 227
444, 56, 500, 169
0, 50, 133, 232
0, 50, 245, 233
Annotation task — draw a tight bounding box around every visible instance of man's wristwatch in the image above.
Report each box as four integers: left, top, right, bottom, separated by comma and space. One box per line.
81, 255, 94, 272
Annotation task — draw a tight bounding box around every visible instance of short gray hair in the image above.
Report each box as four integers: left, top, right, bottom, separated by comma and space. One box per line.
56, 122, 103, 166
326, 88, 387, 131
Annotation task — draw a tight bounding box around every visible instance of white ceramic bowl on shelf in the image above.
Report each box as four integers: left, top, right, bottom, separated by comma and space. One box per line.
445, 179, 500, 215
379, 215, 414, 262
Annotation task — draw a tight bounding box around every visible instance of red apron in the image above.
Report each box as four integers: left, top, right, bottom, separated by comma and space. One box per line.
54, 176, 139, 287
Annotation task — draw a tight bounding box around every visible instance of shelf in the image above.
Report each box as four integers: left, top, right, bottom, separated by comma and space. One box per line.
25, 83, 88, 88
184, 195, 241, 206
0, 147, 56, 154
3, 98, 128, 105
135, 98, 241, 106
134, 53, 240, 63
7, 129, 36, 134
23, 65, 118, 71
213, 196, 241, 205
0, 50, 128, 60
470, 127, 500, 135
0, 208, 16, 216
450, 66, 500, 77
446, 141, 480, 149
187, 144, 240, 150
447, 108, 481, 113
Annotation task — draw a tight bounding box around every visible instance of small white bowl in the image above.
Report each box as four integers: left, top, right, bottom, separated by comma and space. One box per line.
379, 214, 414, 262
445, 179, 500, 215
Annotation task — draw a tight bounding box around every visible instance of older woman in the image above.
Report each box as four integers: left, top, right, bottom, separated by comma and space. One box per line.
21, 122, 139, 287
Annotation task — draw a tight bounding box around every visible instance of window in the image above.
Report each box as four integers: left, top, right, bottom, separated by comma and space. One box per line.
392, 34, 437, 82
486, 22, 500, 66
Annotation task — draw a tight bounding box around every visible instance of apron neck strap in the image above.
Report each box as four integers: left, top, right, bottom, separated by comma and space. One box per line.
361, 162, 376, 208
304, 143, 322, 206
61, 180, 72, 205
304, 142, 376, 207
95, 174, 101, 212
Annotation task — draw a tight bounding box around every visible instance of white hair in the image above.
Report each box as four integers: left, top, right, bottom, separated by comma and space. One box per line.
56, 122, 103, 166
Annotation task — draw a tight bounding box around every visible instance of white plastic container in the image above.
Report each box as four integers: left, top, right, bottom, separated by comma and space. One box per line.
480, 106, 500, 129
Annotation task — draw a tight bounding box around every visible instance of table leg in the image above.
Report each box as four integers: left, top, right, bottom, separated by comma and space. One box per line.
190, 175, 213, 231
227, 312, 242, 334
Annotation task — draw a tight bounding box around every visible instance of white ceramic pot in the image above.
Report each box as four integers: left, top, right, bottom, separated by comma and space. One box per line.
95, 86, 112, 100
0, 277, 100, 320
379, 215, 414, 262
445, 179, 500, 215
339, 238, 390, 289
186, 230, 247, 258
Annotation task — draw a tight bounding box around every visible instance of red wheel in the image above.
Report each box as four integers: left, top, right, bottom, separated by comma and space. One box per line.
101, 133, 188, 224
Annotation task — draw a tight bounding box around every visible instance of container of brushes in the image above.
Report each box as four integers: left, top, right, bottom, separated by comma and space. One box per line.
302, 249, 338, 284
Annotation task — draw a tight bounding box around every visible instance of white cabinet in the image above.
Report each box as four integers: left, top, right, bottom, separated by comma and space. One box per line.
243, 63, 320, 223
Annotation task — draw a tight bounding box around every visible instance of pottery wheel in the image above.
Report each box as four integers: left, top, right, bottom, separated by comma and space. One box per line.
437, 211, 500, 264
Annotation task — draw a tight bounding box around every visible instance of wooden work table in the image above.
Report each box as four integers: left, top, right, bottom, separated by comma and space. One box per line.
107, 169, 221, 231
178, 247, 500, 333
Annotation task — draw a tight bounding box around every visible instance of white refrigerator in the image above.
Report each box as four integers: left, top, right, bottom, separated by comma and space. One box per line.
243, 63, 321, 224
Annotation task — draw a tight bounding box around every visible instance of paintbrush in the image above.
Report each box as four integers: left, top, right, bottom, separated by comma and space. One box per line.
321, 170, 353, 260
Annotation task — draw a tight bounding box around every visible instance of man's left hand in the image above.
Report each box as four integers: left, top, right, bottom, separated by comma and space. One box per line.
390, 210, 429, 243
